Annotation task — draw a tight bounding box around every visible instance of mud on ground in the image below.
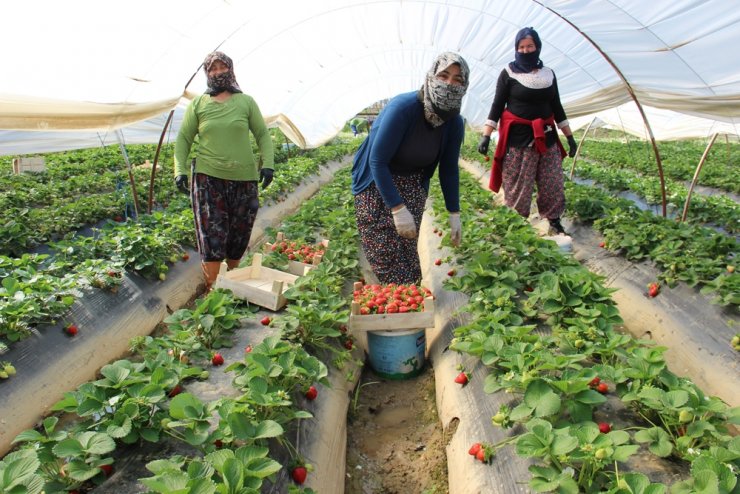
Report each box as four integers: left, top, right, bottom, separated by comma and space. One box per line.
345, 364, 449, 494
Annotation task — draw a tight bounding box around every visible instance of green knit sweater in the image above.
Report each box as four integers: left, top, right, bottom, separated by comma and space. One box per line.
174, 93, 274, 181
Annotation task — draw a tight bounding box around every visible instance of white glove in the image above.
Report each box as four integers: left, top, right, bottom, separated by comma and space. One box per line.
391, 205, 417, 239
449, 212, 461, 247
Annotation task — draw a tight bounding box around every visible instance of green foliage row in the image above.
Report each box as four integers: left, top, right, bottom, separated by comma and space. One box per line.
575, 137, 740, 195
432, 171, 739, 494
569, 159, 738, 233
1, 145, 361, 494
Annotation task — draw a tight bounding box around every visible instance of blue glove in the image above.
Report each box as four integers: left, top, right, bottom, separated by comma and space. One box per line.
259, 168, 274, 189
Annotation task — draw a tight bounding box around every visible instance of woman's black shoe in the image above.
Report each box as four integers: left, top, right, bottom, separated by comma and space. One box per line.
548, 218, 567, 235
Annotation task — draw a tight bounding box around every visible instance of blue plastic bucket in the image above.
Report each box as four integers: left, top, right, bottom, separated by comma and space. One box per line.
367, 328, 426, 379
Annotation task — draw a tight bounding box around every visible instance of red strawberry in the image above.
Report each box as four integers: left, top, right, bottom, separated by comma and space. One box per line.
339, 324, 348, 334
454, 372, 469, 385
244, 345, 253, 353
648, 282, 660, 298
260, 316, 271, 326
447, 269, 456, 277
484, 155, 490, 162
598, 422, 611, 434
291, 466, 307, 485
305, 385, 318, 401
114, 215, 124, 222
599, 241, 606, 248
476, 448, 486, 462
168, 385, 183, 397
65, 324, 78, 336
343, 339, 354, 350
596, 382, 608, 394
213, 439, 224, 448
468, 443, 481, 456
99, 464, 114, 476
588, 376, 601, 387
182, 253, 190, 261
211, 353, 224, 366
434, 258, 442, 266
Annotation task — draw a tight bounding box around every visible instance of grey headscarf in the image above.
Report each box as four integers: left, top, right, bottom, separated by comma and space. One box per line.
419, 52, 470, 127
203, 51, 242, 95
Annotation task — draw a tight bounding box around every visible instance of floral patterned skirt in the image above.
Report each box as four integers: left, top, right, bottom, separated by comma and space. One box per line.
502, 144, 565, 219
192, 173, 259, 262
354, 173, 426, 284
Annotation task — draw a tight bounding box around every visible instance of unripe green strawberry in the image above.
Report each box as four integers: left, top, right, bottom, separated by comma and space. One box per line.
3, 364, 16, 376
595, 448, 607, 460
492, 412, 506, 425
0, 371, 8, 379
678, 410, 693, 423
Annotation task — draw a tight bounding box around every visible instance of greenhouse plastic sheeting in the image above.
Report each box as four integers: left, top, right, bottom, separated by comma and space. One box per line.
1, 0, 740, 154
569, 104, 740, 141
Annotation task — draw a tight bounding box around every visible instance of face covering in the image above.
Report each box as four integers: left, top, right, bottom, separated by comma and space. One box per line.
509, 27, 544, 74
203, 51, 243, 95
419, 52, 470, 127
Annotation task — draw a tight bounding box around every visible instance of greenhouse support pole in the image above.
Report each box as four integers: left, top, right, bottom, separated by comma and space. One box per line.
149, 66, 203, 212
147, 109, 175, 214
726, 134, 731, 166
681, 133, 718, 223
535, 2, 668, 217
116, 129, 141, 218
569, 116, 596, 180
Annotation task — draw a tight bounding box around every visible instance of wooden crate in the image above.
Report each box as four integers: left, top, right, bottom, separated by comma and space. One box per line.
12, 157, 46, 174
349, 282, 435, 333
264, 232, 330, 276
213, 253, 304, 311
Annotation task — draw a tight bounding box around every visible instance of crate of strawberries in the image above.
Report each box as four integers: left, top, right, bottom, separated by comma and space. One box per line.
264, 232, 329, 276
349, 281, 435, 332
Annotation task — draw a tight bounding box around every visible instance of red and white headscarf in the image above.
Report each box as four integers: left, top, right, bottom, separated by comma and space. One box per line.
420, 52, 470, 128
203, 51, 242, 95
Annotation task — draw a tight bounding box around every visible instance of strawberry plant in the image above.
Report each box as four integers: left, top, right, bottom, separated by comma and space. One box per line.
225, 335, 329, 424
566, 182, 738, 307
163, 290, 247, 353
0, 449, 45, 494
139, 445, 281, 493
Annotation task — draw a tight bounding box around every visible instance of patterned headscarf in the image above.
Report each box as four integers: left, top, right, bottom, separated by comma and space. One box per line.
419, 52, 470, 128
203, 51, 242, 95
509, 27, 544, 74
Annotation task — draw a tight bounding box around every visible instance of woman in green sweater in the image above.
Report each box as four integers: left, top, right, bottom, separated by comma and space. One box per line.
174, 51, 275, 291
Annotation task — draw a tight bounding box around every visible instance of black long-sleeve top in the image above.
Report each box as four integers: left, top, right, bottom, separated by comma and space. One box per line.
486, 66, 568, 148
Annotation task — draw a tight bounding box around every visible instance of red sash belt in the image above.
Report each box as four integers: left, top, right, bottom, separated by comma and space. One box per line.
489, 109, 566, 192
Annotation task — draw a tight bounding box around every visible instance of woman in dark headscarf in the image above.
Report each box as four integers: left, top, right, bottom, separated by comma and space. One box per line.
174, 51, 275, 291
351, 52, 470, 284
477, 27, 577, 236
